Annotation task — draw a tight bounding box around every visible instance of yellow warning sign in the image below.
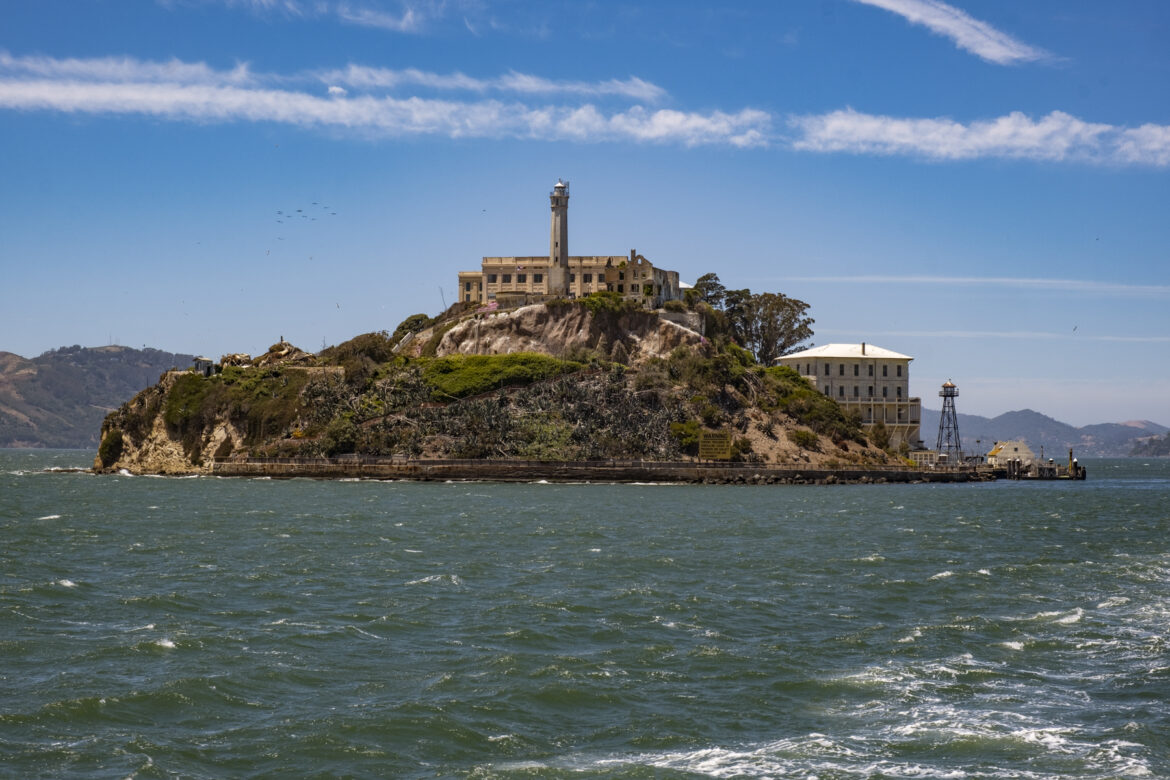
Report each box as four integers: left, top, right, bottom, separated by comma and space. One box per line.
698, 429, 732, 461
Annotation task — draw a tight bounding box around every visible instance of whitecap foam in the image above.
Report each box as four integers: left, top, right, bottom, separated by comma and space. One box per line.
928, 570, 955, 580
56, 578, 77, 588
155, 638, 175, 649
37, 514, 62, 520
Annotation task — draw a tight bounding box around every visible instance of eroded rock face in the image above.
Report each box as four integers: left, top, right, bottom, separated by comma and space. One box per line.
433, 304, 703, 361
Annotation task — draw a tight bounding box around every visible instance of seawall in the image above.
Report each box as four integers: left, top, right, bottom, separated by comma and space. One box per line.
208, 457, 991, 484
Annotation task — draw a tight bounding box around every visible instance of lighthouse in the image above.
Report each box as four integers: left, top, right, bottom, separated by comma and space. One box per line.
547, 179, 569, 296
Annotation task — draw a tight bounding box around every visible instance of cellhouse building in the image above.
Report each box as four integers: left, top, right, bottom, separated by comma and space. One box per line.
774, 342, 923, 449
457, 180, 682, 309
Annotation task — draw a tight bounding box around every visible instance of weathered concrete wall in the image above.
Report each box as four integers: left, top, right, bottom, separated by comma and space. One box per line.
209, 457, 990, 484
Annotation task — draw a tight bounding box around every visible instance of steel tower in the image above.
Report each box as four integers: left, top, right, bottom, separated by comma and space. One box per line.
936, 380, 962, 461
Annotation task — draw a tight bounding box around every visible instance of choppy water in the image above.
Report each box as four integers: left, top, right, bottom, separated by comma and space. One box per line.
2, 450, 1169, 778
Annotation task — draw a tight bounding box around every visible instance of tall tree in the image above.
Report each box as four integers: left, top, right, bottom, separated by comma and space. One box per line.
692, 273, 726, 310
745, 292, 814, 363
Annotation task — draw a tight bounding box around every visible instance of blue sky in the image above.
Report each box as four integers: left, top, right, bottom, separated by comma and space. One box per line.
1, 0, 1167, 427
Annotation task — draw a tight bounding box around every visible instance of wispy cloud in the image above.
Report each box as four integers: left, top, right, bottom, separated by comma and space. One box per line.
334, 2, 421, 33
784, 275, 1170, 297
0, 53, 766, 147
161, 0, 450, 35
0, 50, 255, 86
318, 65, 667, 102
820, 328, 1170, 343
789, 108, 1170, 167
849, 0, 1049, 65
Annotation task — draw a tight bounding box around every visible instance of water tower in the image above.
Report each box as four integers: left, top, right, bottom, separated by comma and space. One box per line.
936, 380, 962, 461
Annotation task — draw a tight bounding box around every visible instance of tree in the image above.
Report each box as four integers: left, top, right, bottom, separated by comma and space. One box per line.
722, 288, 753, 346
692, 273, 726, 310
745, 292, 814, 364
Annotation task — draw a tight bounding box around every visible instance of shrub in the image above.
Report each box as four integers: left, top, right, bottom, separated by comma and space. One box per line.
663, 299, 687, 313
787, 428, 820, 451
98, 429, 124, 467
669, 420, 701, 455
390, 313, 434, 346
422, 353, 583, 400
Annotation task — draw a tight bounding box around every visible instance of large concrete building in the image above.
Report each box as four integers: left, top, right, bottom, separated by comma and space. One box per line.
457, 180, 682, 308
774, 343, 922, 448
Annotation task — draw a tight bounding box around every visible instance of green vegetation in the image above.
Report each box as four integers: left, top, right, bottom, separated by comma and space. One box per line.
97, 429, 124, 467
686, 272, 814, 363
786, 428, 819, 451
389, 313, 434, 346
421, 353, 584, 400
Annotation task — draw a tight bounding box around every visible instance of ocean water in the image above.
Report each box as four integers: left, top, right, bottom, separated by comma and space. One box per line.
2, 450, 1169, 779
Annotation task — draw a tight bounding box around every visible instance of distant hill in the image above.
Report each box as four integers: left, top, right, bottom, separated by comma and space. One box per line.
1130, 432, 1170, 457
0, 345, 196, 448
919, 407, 1168, 458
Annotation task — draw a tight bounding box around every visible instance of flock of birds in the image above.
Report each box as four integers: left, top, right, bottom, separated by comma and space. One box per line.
266, 201, 338, 257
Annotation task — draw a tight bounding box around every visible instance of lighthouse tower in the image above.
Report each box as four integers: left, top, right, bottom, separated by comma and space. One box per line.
936, 380, 962, 462
547, 179, 570, 296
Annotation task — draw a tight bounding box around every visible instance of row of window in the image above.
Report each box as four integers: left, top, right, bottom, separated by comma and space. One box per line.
824, 385, 904, 399
484, 273, 545, 285
805, 363, 903, 378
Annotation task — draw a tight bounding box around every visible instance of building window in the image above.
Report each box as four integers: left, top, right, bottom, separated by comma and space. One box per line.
839, 386, 845, 397
465, 293, 471, 301
570, 273, 576, 283
897, 365, 903, 377
883, 365, 888, 377
517, 274, 526, 283
618, 284, 624, 293
883, 386, 888, 398
533, 274, 543, 283
868, 365, 874, 377
868, 385, 873, 397
839, 364, 845, 376
464, 282, 471, 291
854, 364, 859, 376
583, 273, 592, 283
502, 274, 511, 284
825, 363, 830, 376
853, 386, 860, 397
487, 274, 497, 283
824, 386, 830, 395
619, 271, 625, 280
897, 387, 902, 398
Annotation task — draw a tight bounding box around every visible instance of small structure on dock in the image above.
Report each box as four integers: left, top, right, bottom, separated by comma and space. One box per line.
1000, 448, 1087, 480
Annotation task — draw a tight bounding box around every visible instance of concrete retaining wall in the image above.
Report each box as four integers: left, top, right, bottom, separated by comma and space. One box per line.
209, 457, 989, 484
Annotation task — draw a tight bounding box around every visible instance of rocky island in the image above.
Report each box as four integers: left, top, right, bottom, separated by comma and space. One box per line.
93, 290, 971, 483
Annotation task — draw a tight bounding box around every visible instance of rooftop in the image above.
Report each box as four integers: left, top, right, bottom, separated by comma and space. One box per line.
778, 343, 913, 361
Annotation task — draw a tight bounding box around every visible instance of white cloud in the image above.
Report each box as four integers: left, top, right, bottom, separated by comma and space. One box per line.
849, 0, 1048, 65
0, 54, 767, 147
789, 108, 1170, 167
335, 2, 420, 33
0, 50, 254, 85
317, 65, 667, 102
784, 275, 1170, 298
820, 328, 1170, 343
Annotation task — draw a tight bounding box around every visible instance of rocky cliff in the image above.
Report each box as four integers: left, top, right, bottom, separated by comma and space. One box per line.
417, 302, 704, 362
